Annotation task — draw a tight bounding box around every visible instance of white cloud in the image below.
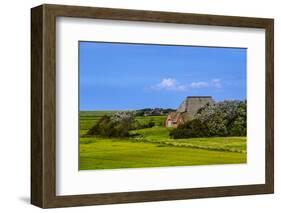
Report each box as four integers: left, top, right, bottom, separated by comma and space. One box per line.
151, 78, 222, 91
151, 78, 187, 91
190, 81, 209, 88
212, 79, 222, 88
159, 78, 176, 88
190, 79, 222, 89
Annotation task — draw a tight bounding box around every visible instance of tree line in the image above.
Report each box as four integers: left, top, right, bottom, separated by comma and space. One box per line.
86, 100, 246, 139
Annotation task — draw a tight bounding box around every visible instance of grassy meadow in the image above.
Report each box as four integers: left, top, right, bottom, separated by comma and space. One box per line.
79, 111, 247, 170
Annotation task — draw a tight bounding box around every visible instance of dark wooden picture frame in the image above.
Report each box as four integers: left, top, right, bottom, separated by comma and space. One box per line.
31, 4, 274, 208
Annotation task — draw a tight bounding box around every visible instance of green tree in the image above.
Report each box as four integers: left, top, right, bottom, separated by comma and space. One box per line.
170, 119, 210, 139
170, 100, 247, 138
195, 100, 246, 136
86, 111, 137, 137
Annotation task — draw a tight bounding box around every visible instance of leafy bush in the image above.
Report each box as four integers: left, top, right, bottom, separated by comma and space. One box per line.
139, 120, 155, 129
170, 100, 247, 138
131, 119, 156, 130
228, 101, 247, 136
148, 121, 155, 128
86, 111, 136, 137
170, 119, 210, 138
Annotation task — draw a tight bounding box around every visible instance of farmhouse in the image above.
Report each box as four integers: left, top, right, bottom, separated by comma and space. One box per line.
166, 96, 214, 128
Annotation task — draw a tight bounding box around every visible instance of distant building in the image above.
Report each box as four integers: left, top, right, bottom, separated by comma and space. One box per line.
166, 96, 214, 128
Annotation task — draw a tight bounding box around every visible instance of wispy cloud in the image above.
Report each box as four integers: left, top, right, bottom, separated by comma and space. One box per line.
151, 78, 187, 91
211, 79, 222, 88
190, 81, 209, 88
151, 78, 222, 91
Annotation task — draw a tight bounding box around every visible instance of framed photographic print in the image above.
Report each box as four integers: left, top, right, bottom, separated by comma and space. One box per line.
31, 4, 274, 208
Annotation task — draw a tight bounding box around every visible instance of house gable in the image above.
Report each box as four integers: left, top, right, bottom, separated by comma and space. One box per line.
166, 96, 214, 128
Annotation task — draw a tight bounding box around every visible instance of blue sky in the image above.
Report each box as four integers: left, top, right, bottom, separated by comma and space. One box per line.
79, 41, 246, 110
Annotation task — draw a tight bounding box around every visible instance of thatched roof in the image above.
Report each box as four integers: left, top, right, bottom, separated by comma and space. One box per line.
177, 96, 214, 119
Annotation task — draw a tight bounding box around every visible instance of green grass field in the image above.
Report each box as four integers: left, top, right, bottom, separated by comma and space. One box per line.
79, 111, 247, 170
